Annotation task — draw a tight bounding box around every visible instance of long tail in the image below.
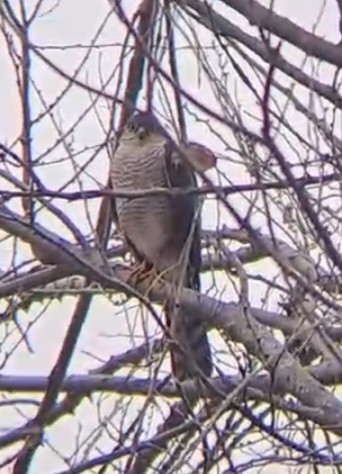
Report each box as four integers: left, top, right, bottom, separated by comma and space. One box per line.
165, 304, 212, 382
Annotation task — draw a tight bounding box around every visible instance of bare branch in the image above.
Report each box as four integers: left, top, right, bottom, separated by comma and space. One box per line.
220, 0, 342, 67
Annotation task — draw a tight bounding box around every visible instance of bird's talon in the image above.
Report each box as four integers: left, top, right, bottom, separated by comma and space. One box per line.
128, 262, 148, 285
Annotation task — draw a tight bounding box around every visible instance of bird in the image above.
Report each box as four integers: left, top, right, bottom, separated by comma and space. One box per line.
110, 110, 212, 382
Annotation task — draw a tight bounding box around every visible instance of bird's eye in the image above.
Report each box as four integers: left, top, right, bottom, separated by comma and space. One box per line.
127, 122, 137, 132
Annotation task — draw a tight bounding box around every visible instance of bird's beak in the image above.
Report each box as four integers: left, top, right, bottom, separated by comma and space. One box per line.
137, 127, 148, 140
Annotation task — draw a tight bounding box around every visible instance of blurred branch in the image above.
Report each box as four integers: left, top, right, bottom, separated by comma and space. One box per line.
227, 41, 342, 152
1, 210, 342, 471
109, 1, 266, 144
125, 398, 201, 474
3, 201, 342, 460
2, 200, 342, 436
0, 166, 86, 245
261, 51, 342, 275
12, 1, 160, 471
18, 0, 34, 220
1, 210, 340, 347
2, 170, 341, 201
220, 0, 342, 67
1, 366, 341, 468
177, 0, 342, 109
337, 0, 342, 38
32, 339, 164, 432
165, 0, 187, 142
3, 261, 342, 356
57, 408, 212, 474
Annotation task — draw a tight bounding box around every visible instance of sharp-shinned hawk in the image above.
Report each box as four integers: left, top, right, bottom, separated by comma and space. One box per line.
110, 111, 212, 382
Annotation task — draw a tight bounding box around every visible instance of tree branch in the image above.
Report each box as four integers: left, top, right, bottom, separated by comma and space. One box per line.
220, 0, 342, 67
176, 0, 342, 109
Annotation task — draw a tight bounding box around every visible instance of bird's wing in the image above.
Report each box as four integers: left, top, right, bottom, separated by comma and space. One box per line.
163, 142, 201, 291
163, 142, 212, 380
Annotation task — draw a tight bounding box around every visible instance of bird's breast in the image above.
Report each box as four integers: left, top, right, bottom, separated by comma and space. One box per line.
111, 143, 175, 266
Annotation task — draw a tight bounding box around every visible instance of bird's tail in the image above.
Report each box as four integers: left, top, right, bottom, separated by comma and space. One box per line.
165, 304, 212, 382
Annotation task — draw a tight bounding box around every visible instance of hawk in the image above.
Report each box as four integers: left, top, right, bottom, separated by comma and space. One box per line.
110, 111, 212, 382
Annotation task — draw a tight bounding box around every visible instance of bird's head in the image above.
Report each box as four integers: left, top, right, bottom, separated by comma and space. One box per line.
121, 111, 167, 146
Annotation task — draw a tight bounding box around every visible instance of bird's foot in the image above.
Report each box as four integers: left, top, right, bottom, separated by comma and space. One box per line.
128, 263, 162, 292
128, 261, 149, 286
142, 266, 162, 289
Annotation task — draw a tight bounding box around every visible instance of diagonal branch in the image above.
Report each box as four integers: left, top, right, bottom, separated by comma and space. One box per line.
176, 0, 342, 109
261, 51, 342, 275
1, 203, 342, 437
220, 0, 342, 67
165, 0, 187, 142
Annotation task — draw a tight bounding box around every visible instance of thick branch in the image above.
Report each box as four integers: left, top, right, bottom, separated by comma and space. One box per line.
1, 203, 342, 437
220, 0, 342, 67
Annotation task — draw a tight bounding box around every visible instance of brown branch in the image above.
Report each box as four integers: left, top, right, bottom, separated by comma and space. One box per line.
57, 408, 213, 474
165, 0, 187, 142
336, 0, 342, 39
220, 0, 342, 68
111, 0, 342, 305
115, 0, 157, 128
4, 203, 342, 466
12, 2, 158, 471
18, 0, 34, 220
176, 0, 342, 109
1, 205, 342, 437
41, 339, 164, 429
0, 166, 86, 247
261, 53, 342, 275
